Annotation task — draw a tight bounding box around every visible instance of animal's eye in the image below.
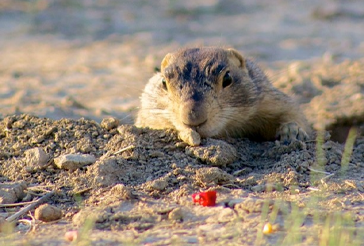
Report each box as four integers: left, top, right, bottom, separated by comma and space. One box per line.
161, 78, 168, 91
222, 71, 233, 88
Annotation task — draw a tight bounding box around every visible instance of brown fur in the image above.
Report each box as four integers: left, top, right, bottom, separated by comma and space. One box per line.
136, 47, 310, 146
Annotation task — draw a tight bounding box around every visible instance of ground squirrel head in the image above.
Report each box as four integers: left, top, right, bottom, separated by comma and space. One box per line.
157, 47, 260, 138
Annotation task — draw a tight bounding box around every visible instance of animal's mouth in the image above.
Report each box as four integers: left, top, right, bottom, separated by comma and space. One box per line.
195, 120, 208, 129
181, 113, 224, 138
183, 119, 207, 129
192, 120, 217, 138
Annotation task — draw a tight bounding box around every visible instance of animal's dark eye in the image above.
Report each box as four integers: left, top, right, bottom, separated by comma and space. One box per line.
162, 78, 168, 91
222, 71, 233, 88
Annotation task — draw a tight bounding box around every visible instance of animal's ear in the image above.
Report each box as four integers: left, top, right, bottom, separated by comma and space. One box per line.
161, 53, 173, 72
226, 48, 247, 69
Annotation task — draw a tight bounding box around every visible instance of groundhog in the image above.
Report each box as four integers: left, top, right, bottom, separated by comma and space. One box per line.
135, 47, 310, 146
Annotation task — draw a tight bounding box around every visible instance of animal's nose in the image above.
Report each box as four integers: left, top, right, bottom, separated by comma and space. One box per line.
180, 100, 207, 127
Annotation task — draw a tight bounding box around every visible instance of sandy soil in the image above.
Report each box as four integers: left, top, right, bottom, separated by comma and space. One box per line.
0, 0, 364, 245
0, 115, 363, 245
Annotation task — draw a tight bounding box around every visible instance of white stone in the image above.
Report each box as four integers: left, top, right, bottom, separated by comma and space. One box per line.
25, 147, 49, 167
54, 154, 96, 170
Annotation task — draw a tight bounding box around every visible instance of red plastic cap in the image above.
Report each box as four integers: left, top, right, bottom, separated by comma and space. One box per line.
192, 190, 217, 207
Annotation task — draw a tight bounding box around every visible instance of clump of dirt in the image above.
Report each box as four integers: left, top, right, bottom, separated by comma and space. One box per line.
272, 59, 364, 142
0, 114, 363, 245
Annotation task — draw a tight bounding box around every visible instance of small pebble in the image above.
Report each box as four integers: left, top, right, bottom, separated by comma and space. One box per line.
101, 117, 120, 130
168, 207, 184, 222
25, 147, 49, 167
54, 154, 96, 170
0, 217, 12, 233
150, 179, 168, 191
110, 184, 134, 200
35, 204, 62, 222
65, 230, 78, 242
0, 182, 27, 204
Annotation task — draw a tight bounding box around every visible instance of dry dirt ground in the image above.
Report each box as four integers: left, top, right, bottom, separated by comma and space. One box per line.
1, 0, 364, 245
0, 114, 363, 245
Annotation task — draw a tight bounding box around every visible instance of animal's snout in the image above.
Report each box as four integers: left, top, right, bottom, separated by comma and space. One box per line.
180, 100, 207, 127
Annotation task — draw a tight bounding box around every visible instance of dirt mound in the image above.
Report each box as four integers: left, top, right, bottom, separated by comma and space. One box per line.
272, 59, 364, 142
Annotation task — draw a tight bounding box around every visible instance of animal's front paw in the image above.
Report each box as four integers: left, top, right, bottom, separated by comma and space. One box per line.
277, 122, 308, 143
179, 129, 201, 146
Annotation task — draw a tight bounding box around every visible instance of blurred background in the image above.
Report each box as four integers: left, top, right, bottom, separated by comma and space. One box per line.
1, 0, 364, 125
